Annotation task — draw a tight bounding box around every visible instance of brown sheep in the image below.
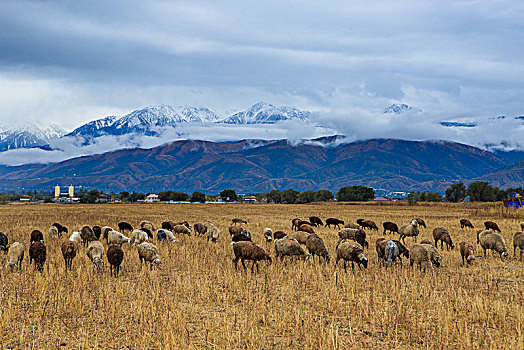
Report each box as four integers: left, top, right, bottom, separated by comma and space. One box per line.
274, 237, 311, 261
432, 227, 455, 250
92, 226, 102, 240
273, 231, 287, 240
173, 224, 191, 236
107, 245, 124, 277
335, 240, 368, 272
484, 221, 500, 232
459, 241, 476, 266
291, 218, 302, 230
306, 234, 330, 262
409, 244, 433, 271
29, 241, 46, 272
194, 223, 207, 236
382, 221, 399, 235
309, 216, 323, 227
513, 231, 524, 260
288, 231, 311, 245
413, 218, 427, 228
30, 230, 44, 244
299, 224, 315, 234
80, 226, 97, 246
229, 225, 243, 236
232, 218, 247, 225
231, 241, 271, 272
338, 228, 368, 249
61, 241, 76, 270
375, 238, 387, 260
161, 221, 175, 231
460, 219, 474, 229
361, 219, 379, 231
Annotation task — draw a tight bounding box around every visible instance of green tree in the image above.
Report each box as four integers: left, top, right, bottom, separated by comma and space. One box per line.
466, 181, 498, 202
220, 189, 238, 202
296, 190, 315, 204
81, 189, 101, 204
190, 191, 206, 203
445, 183, 466, 202
267, 190, 282, 203
281, 189, 299, 204
336, 186, 375, 201
128, 191, 146, 202
159, 191, 189, 202
313, 190, 334, 202
120, 191, 130, 201
425, 191, 443, 202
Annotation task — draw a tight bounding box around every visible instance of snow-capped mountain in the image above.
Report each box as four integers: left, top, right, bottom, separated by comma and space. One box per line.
220, 102, 311, 124
384, 104, 422, 114
0, 123, 66, 151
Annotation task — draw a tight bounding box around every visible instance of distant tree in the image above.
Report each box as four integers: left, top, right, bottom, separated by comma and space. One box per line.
120, 191, 130, 201
190, 191, 206, 203
496, 188, 509, 201
158, 191, 189, 202
425, 191, 443, 202
467, 181, 498, 202
336, 186, 375, 201
220, 189, 238, 202
407, 192, 417, 206
267, 190, 282, 203
128, 191, 146, 202
44, 197, 54, 203
445, 183, 466, 203
314, 190, 334, 202
296, 190, 316, 204
281, 189, 299, 204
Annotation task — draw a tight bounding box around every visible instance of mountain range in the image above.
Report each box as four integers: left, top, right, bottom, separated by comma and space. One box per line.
0, 124, 66, 152
0, 137, 522, 193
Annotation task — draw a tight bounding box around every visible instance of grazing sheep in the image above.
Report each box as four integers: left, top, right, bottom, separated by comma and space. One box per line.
361, 219, 379, 231
309, 216, 323, 227
344, 222, 360, 230
384, 240, 400, 268
176, 221, 192, 230
86, 241, 104, 270
419, 239, 433, 245
229, 225, 243, 236
484, 221, 501, 232
460, 219, 474, 229
299, 224, 315, 234
306, 234, 330, 262
232, 218, 248, 225
356, 218, 365, 227
413, 218, 427, 228
478, 230, 509, 260
375, 238, 387, 260
118, 221, 133, 233
432, 227, 455, 250
61, 241, 76, 270
421, 244, 444, 268
263, 228, 273, 242
30, 230, 44, 244
382, 222, 399, 235
194, 223, 207, 236
0, 232, 9, 252
6, 242, 24, 272
409, 244, 434, 271
92, 226, 102, 240
335, 240, 368, 272
337, 228, 368, 249
377, 239, 409, 265
289, 231, 311, 245
136, 242, 161, 269
231, 241, 271, 272
325, 218, 344, 229
273, 231, 287, 240
291, 218, 301, 230
274, 237, 311, 261
161, 221, 175, 231
80, 226, 97, 246
102, 226, 113, 243
29, 241, 46, 272
399, 220, 420, 244
107, 230, 131, 246
130, 229, 149, 245
513, 232, 524, 260
232, 230, 252, 242
52, 223, 68, 236
205, 222, 220, 242
459, 241, 476, 266
173, 224, 191, 236
156, 230, 167, 242
140, 221, 156, 232
107, 245, 124, 277
69, 231, 82, 246
48, 225, 59, 239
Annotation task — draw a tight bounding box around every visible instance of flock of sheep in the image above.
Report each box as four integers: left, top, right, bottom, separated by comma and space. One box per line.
0, 216, 523, 276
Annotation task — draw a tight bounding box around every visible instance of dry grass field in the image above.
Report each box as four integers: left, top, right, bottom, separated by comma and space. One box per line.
0, 202, 523, 349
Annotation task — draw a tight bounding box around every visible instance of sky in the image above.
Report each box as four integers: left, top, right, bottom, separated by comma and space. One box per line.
1, 0, 524, 159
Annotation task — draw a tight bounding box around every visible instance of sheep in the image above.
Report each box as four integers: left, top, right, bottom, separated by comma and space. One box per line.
229, 225, 243, 236
478, 230, 509, 261
299, 223, 315, 234
30, 230, 44, 244
102, 226, 113, 243
409, 244, 434, 271
335, 240, 368, 272
291, 219, 311, 230
459, 241, 476, 266
232, 218, 247, 225
356, 218, 365, 227
69, 231, 82, 246
399, 220, 420, 244
376, 239, 409, 265
263, 228, 273, 242
325, 218, 344, 229
274, 237, 311, 261
107, 230, 131, 246
309, 216, 323, 227
156, 230, 167, 242
48, 225, 59, 239
136, 242, 161, 269
232, 230, 252, 242
29, 241, 46, 272
61, 241, 76, 270
158, 229, 178, 242
484, 221, 501, 232
0, 232, 8, 252
107, 245, 124, 277
337, 228, 368, 248
382, 222, 399, 235
375, 238, 387, 260
205, 222, 220, 242
460, 219, 474, 229
288, 231, 311, 245
194, 223, 207, 236
231, 241, 271, 272
173, 224, 191, 236
513, 232, 524, 260
432, 227, 455, 250
86, 241, 104, 270
92, 226, 102, 240
118, 221, 133, 233
305, 234, 330, 262
344, 222, 360, 230
176, 221, 192, 230
161, 221, 175, 231
419, 239, 433, 245
140, 220, 156, 232
421, 244, 444, 268
130, 229, 149, 246
141, 227, 153, 239
52, 223, 68, 236
80, 226, 97, 246
6, 242, 24, 272
361, 219, 379, 231
273, 231, 287, 240
384, 240, 400, 268
413, 218, 427, 228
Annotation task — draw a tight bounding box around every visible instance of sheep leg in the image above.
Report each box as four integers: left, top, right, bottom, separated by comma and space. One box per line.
241, 259, 247, 270
343, 261, 347, 272
461, 255, 465, 265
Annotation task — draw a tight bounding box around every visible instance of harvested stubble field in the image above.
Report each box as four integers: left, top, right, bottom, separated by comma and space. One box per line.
0, 202, 523, 349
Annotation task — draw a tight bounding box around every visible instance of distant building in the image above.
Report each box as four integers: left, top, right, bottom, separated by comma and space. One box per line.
54, 185, 75, 200
145, 194, 160, 203
97, 194, 109, 203
243, 195, 257, 203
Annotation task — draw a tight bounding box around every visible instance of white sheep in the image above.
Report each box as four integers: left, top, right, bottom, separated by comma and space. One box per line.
86, 241, 104, 270
136, 242, 161, 268
7, 242, 25, 272
69, 231, 82, 246
205, 222, 220, 242
399, 219, 420, 244
48, 225, 59, 239
130, 229, 149, 245
107, 230, 131, 246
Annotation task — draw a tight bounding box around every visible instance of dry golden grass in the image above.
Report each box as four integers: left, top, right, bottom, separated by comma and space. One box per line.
0, 202, 523, 349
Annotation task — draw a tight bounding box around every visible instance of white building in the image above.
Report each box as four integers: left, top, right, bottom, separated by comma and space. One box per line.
145, 194, 160, 203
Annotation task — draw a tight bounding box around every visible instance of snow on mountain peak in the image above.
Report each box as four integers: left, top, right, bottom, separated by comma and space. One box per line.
384, 104, 422, 114
220, 102, 311, 124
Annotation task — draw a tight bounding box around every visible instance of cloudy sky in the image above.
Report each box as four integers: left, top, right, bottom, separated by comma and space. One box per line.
1, 0, 523, 151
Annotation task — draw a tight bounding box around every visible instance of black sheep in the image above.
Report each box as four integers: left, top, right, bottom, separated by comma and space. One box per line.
382, 222, 399, 235
484, 221, 500, 232
118, 221, 133, 233
92, 226, 102, 240
0, 232, 8, 252
30, 230, 44, 244
309, 216, 324, 227
325, 218, 344, 229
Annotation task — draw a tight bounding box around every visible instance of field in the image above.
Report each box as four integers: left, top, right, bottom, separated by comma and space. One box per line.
0, 202, 523, 349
